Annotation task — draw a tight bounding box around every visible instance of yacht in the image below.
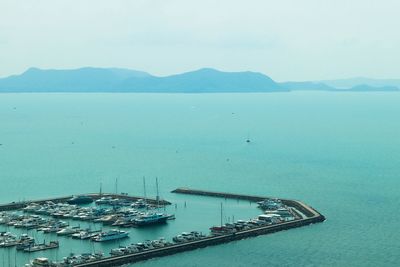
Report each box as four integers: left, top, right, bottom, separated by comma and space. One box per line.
27, 257, 55, 267
131, 212, 170, 226
56, 226, 80, 236
92, 229, 129, 242
95, 196, 113, 205
67, 195, 93, 205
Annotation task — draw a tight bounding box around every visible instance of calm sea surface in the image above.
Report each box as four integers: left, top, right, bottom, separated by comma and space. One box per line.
0, 92, 399, 266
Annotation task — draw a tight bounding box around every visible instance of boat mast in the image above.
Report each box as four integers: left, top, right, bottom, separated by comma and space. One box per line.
99, 182, 102, 196
143, 176, 147, 208
115, 177, 118, 195
220, 202, 223, 227
156, 177, 160, 210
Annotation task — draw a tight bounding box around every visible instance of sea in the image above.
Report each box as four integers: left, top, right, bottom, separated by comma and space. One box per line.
0, 92, 399, 267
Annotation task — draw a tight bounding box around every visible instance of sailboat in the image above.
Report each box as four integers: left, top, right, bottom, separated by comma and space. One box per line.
130, 177, 173, 226
209, 203, 235, 235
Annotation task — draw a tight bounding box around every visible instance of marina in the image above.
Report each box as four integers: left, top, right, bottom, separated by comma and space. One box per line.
0, 189, 324, 266
0, 90, 398, 267
0, 193, 170, 212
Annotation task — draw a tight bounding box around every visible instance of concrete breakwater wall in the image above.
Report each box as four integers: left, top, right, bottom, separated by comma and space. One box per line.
0, 193, 170, 211
75, 188, 325, 267
171, 187, 268, 202
76, 215, 324, 267
171, 187, 324, 219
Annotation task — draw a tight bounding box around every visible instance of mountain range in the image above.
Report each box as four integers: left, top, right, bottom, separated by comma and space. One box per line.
0, 67, 398, 93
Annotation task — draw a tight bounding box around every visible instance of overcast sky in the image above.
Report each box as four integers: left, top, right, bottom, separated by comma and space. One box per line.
0, 0, 399, 81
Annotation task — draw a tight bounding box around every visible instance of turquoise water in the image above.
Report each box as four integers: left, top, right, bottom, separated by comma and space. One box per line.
0, 92, 399, 266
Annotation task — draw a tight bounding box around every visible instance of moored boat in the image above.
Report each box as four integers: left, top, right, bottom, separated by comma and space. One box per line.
92, 229, 129, 242
26, 257, 56, 267
130, 212, 170, 226
67, 195, 93, 205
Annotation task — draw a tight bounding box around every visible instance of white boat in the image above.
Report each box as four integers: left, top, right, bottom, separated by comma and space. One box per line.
56, 227, 79, 236
95, 196, 113, 205
27, 257, 56, 267
92, 229, 129, 242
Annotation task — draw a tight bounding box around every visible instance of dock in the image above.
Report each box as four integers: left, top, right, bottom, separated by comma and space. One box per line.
73, 188, 325, 267
0, 193, 170, 212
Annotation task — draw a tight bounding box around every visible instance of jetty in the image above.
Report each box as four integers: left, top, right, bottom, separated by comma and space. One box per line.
171, 187, 320, 218
72, 188, 324, 267
0, 193, 170, 212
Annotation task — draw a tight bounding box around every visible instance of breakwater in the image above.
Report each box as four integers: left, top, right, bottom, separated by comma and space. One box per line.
0, 193, 170, 211
74, 188, 325, 267
171, 187, 323, 218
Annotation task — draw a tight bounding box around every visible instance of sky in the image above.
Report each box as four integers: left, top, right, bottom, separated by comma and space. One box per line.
0, 0, 399, 81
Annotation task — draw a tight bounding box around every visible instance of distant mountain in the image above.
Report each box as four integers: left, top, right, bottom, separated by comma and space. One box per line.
320, 77, 400, 89
0, 67, 399, 93
278, 81, 399, 92
345, 84, 399, 92
279, 81, 336, 91
0, 67, 283, 93
0, 67, 151, 92
120, 68, 282, 92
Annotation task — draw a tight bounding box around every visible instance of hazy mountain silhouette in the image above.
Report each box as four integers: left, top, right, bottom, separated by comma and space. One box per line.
0, 67, 282, 93
0, 67, 151, 92
320, 77, 400, 89
280, 81, 399, 92
0, 67, 398, 92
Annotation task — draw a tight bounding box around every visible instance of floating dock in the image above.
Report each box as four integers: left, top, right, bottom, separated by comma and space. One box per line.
0, 193, 170, 212
73, 188, 325, 267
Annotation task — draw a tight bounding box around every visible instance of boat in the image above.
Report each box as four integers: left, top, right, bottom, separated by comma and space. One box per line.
66, 195, 93, 205
130, 178, 173, 227
56, 226, 80, 236
0, 239, 18, 247
18, 234, 34, 244
71, 229, 101, 240
92, 229, 129, 242
95, 196, 113, 205
16, 242, 33, 250
257, 198, 283, 210
94, 214, 120, 224
60, 252, 103, 265
172, 232, 201, 243
130, 212, 169, 226
27, 257, 56, 267
131, 199, 147, 209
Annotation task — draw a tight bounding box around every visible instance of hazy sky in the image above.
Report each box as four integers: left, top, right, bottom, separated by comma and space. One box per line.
0, 0, 399, 81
